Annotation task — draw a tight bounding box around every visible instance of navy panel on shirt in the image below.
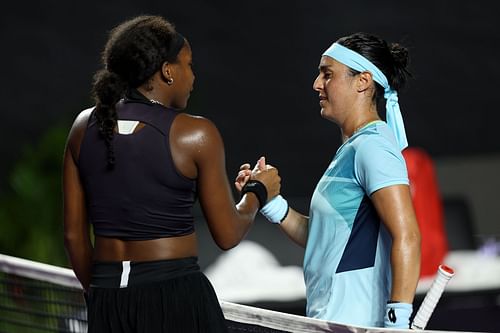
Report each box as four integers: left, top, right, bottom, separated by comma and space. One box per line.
336, 195, 380, 273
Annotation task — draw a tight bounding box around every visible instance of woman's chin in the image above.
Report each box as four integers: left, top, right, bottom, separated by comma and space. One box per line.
320, 108, 330, 120
320, 108, 338, 124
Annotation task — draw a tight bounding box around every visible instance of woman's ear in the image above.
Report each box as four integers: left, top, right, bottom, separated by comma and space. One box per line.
161, 62, 174, 85
357, 71, 373, 93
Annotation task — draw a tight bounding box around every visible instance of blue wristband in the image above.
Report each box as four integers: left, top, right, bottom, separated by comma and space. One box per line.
384, 302, 412, 329
260, 195, 289, 224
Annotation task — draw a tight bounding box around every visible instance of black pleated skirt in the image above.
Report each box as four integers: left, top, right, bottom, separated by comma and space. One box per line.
86, 256, 227, 333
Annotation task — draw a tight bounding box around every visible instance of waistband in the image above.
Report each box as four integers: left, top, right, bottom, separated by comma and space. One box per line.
90, 256, 200, 289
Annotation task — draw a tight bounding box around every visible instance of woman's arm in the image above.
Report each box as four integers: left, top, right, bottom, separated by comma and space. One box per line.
235, 164, 309, 248
63, 110, 93, 291
278, 209, 309, 248
371, 184, 421, 303
170, 114, 281, 250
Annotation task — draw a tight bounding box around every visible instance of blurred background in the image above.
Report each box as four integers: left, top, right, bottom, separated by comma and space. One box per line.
1, 1, 499, 331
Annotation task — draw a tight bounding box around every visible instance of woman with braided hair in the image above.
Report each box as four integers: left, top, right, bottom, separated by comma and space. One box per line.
236, 32, 421, 328
63, 15, 281, 332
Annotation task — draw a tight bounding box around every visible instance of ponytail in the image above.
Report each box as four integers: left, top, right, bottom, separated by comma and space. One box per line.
91, 69, 127, 169
389, 43, 411, 91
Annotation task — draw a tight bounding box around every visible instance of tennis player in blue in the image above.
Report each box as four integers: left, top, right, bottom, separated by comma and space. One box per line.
236, 32, 421, 328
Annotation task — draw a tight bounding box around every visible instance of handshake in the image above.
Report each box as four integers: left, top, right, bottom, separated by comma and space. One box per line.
234, 156, 289, 224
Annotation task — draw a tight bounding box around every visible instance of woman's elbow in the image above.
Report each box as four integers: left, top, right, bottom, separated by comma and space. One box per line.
217, 241, 238, 251
392, 227, 421, 251
63, 228, 87, 249
207, 217, 251, 251
409, 225, 422, 249
214, 235, 240, 251
63, 231, 78, 250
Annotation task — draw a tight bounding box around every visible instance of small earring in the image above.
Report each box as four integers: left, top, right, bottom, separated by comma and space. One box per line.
166, 77, 174, 85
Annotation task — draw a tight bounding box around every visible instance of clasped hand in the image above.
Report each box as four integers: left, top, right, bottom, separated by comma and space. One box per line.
234, 156, 281, 203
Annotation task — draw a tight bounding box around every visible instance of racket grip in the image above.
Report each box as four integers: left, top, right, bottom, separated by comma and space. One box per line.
411, 265, 454, 330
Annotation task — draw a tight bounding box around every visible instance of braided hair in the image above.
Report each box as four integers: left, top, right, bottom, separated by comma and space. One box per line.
91, 15, 184, 169
337, 32, 411, 109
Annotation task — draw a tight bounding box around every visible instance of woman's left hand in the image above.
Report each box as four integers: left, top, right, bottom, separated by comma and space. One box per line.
234, 163, 252, 192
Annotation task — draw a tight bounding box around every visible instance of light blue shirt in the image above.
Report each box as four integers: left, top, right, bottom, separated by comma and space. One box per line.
303, 121, 409, 327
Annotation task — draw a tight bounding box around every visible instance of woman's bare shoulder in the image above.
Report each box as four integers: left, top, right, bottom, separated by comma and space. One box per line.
66, 107, 95, 158
172, 113, 222, 145
170, 112, 225, 164
70, 107, 94, 134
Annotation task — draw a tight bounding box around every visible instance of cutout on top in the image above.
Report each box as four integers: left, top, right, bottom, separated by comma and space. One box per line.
117, 120, 145, 135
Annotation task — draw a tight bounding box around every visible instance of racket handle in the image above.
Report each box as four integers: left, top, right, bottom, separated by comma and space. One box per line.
411, 265, 454, 330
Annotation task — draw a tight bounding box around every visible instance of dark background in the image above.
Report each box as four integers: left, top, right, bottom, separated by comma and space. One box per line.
3, 0, 499, 239
2, 1, 499, 195
1, 1, 499, 331
0, 0, 500, 268
2, 0, 500, 276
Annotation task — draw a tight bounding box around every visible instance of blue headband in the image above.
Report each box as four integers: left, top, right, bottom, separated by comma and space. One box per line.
323, 43, 408, 151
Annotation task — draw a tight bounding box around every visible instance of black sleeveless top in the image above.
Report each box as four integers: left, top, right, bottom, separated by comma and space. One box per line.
78, 92, 197, 240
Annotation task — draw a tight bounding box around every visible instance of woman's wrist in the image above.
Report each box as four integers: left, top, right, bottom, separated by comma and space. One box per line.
384, 301, 412, 329
241, 180, 267, 209
260, 195, 289, 224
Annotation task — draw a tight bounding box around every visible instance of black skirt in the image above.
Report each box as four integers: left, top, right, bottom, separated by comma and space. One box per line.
87, 257, 227, 333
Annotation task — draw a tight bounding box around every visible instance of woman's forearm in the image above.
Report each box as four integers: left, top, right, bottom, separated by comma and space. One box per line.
389, 232, 421, 303
279, 208, 309, 248
64, 235, 93, 291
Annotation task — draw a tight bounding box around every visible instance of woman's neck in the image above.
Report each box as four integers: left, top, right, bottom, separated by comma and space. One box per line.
137, 87, 170, 106
136, 73, 174, 107
341, 107, 380, 142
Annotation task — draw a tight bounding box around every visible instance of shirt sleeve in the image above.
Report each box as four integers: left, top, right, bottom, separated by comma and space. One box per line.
354, 136, 409, 196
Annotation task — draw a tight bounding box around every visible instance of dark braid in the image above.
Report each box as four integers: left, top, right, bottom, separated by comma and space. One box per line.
91, 70, 126, 168
91, 15, 182, 169
337, 32, 411, 109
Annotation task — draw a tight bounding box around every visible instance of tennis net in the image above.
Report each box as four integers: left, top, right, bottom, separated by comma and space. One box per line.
0, 253, 471, 333
0, 254, 86, 333
0, 253, 354, 333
